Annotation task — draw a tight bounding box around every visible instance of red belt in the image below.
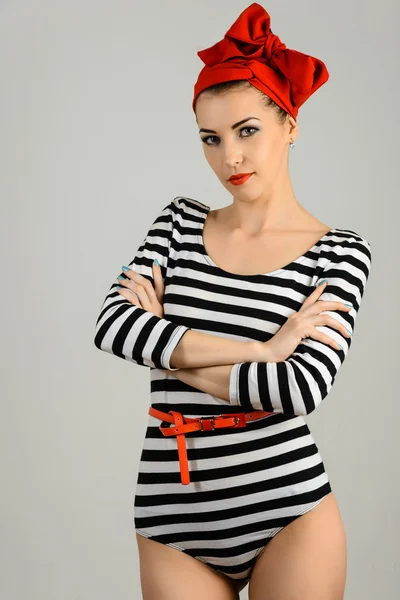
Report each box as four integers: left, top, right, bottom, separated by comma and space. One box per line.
148, 406, 275, 485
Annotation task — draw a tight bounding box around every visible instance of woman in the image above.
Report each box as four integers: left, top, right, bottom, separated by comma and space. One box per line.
94, 4, 371, 599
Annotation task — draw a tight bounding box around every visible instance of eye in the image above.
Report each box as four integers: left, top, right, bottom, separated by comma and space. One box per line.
200, 126, 259, 146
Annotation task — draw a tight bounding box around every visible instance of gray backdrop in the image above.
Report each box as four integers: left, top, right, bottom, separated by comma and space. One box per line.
1, 1, 398, 598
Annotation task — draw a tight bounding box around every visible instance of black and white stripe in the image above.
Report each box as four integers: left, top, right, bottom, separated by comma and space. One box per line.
94, 201, 190, 370
94, 196, 371, 581
229, 232, 371, 413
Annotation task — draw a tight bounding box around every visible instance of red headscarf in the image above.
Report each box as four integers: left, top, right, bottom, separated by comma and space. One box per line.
192, 3, 329, 120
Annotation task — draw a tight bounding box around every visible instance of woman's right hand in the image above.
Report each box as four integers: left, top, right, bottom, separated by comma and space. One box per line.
260, 281, 353, 363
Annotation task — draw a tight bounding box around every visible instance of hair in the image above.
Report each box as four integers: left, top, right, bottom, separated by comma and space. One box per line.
194, 80, 290, 125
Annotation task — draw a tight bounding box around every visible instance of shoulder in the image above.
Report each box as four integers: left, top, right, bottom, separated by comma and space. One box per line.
327, 228, 371, 257
157, 196, 208, 219
322, 228, 372, 280
165, 197, 210, 226
156, 197, 210, 231
171, 196, 209, 214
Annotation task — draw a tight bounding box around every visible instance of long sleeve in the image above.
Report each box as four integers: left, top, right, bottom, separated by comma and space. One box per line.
94, 198, 190, 370
229, 236, 372, 414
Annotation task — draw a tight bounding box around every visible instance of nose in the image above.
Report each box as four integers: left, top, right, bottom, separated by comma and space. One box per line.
224, 151, 242, 168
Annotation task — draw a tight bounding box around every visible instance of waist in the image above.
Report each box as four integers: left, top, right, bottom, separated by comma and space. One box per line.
148, 406, 275, 485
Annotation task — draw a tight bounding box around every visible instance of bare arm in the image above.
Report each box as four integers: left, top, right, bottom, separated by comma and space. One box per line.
162, 364, 238, 402
169, 329, 268, 369
164, 343, 272, 400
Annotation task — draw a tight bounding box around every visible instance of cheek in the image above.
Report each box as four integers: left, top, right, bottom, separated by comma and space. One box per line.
205, 154, 215, 170
204, 150, 220, 172
255, 137, 273, 158
257, 138, 284, 165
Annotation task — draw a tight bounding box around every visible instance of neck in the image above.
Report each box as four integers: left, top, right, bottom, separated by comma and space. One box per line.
227, 176, 307, 236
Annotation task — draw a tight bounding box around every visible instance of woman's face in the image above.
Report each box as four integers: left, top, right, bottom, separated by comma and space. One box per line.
195, 87, 297, 196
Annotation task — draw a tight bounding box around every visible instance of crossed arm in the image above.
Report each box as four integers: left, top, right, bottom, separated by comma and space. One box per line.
162, 330, 269, 402
96, 226, 371, 415
162, 364, 233, 402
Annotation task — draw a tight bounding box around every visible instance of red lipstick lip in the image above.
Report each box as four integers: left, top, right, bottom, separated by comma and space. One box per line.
228, 172, 254, 182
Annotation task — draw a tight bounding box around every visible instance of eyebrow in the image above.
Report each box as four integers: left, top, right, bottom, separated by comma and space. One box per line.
198, 117, 261, 134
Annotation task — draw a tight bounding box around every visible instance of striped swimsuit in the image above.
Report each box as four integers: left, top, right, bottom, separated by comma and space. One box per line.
94, 196, 371, 583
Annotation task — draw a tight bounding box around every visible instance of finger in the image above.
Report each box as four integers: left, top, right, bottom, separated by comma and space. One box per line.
152, 260, 165, 303
121, 266, 158, 303
120, 269, 158, 307
130, 284, 152, 311
307, 329, 344, 351
300, 281, 327, 311
118, 278, 146, 303
323, 315, 352, 338
318, 302, 353, 312
117, 287, 142, 307
312, 280, 328, 295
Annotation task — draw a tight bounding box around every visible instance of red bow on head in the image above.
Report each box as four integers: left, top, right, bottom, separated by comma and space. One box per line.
192, 3, 329, 120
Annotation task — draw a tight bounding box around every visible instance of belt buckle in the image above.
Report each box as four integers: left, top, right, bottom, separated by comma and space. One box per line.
225, 414, 246, 427
198, 414, 243, 432
199, 416, 215, 431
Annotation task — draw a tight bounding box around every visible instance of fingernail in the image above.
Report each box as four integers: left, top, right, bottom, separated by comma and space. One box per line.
117, 275, 124, 280
115, 286, 121, 290
317, 279, 327, 286
154, 259, 159, 266
122, 265, 130, 272
338, 344, 344, 350
344, 303, 353, 308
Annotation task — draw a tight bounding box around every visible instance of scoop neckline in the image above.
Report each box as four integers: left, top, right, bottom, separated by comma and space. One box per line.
197, 203, 336, 279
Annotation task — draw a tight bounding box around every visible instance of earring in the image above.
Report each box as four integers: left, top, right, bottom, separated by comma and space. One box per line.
290, 140, 295, 149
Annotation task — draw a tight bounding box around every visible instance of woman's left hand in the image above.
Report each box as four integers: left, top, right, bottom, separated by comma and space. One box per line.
116, 261, 165, 319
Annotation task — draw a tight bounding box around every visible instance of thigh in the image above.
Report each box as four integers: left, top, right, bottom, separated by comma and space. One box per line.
248, 493, 347, 600
136, 533, 240, 600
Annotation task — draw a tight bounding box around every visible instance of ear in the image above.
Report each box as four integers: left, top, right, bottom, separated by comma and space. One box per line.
288, 116, 298, 143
